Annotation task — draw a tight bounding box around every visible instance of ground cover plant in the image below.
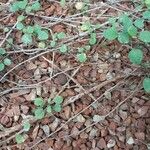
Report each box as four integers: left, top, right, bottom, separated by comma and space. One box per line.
0, 0, 149, 149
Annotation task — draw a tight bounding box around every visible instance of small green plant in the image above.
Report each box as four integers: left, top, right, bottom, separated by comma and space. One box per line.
0, 48, 12, 71
15, 134, 25, 144
103, 11, 150, 93
33, 96, 64, 120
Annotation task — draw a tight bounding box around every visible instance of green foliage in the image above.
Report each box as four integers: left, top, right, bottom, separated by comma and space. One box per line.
23, 121, 31, 132
21, 33, 32, 45
143, 10, 150, 19
16, 22, 24, 30
118, 32, 129, 44
15, 134, 25, 144
34, 108, 45, 120
26, 26, 34, 34
17, 15, 25, 22
3, 58, 12, 66
103, 26, 118, 40
89, 33, 97, 45
31, 1, 41, 11
33, 96, 64, 119
0, 63, 5, 71
37, 30, 49, 41
139, 31, 150, 43
128, 48, 143, 65
127, 25, 137, 37
53, 96, 63, 104
50, 40, 56, 48
53, 104, 62, 112
60, 0, 66, 8
0, 48, 6, 55
77, 53, 87, 62
57, 32, 66, 39
38, 42, 46, 48
34, 97, 45, 107
59, 44, 68, 53
143, 78, 150, 93
46, 105, 52, 113
134, 19, 144, 29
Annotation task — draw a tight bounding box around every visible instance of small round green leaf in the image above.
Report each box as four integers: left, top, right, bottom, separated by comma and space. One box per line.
134, 19, 144, 29
143, 10, 150, 19
31, 1, 41, 11
53, 96, 63, 104
17, 15, 25, 22
26, 26, 34, 34
34, 108, 45, 119
34, 97, 45, 107
46, 105, 52, 113
3, 58, 11, 66
89, 33, 97, 45
25, 6, 32, 13
128, 26, 137, 37
21, 34, 32, 44
128, 48, 143, 65
139, 31, 150, 43
50, 40, 56, 48
0, 48, 6, 55
59, 44, 68, 53
118, 32, 129, 44
53, 104, 62, 112
0, 63, 5, 71
77, 53, 87, 62
37, 30, 49, 41
57, 32, 66, 39
38, 42, 46, 48
15, 134, 25, 144
16, 22, 24, 30
143, 78, 150, 93
103, 27, 118, 40
23, 121, 31, 132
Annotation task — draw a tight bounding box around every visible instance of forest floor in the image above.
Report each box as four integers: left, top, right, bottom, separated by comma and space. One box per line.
0, 0, 149, 150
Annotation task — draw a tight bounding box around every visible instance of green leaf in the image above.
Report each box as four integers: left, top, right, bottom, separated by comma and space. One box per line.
18, 0, 28, 10
25, 6, 32, 13
37, 30, 49, 41
119, 14, 132, 29
46, 105, 52, 113
31, 1, 41, 11
118, 32, 129, 44
23, 121, 30, 132
134, 19, 144, 29
57, 32, 66, 39
143, 10, 150, 19
50, 40, 56, 48
59, 44, 68, 53
80, 22, 91, 31
89, 33, 97, 45
128, 48, 143, 65
127, 25, 137, 37
21, 34, 32, 45
10, 2, 19, 12
78, 47, 85, 53
145, 0, 150, 8
16, 22, 24, 30
53, 96, 63, 104
38, 42, 46, 48
15, 134, 25, 144
34, 108, 45, 119
34, 24, 41, 33
139, 31, 150, 43
26, 26, 34, 34
60, 0, 66, 8
0, 48, 6, 55
17, 15, 25, 22
84, 45, 91, 51
53, 104, 62, 112
103, 27, 118, 40
4, 27, 9, 33
77, 53, 87, 62
34, 97, 45, 107
0, 63, 5, 71
143, 78, 150, 93
3, 58, 11, 66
